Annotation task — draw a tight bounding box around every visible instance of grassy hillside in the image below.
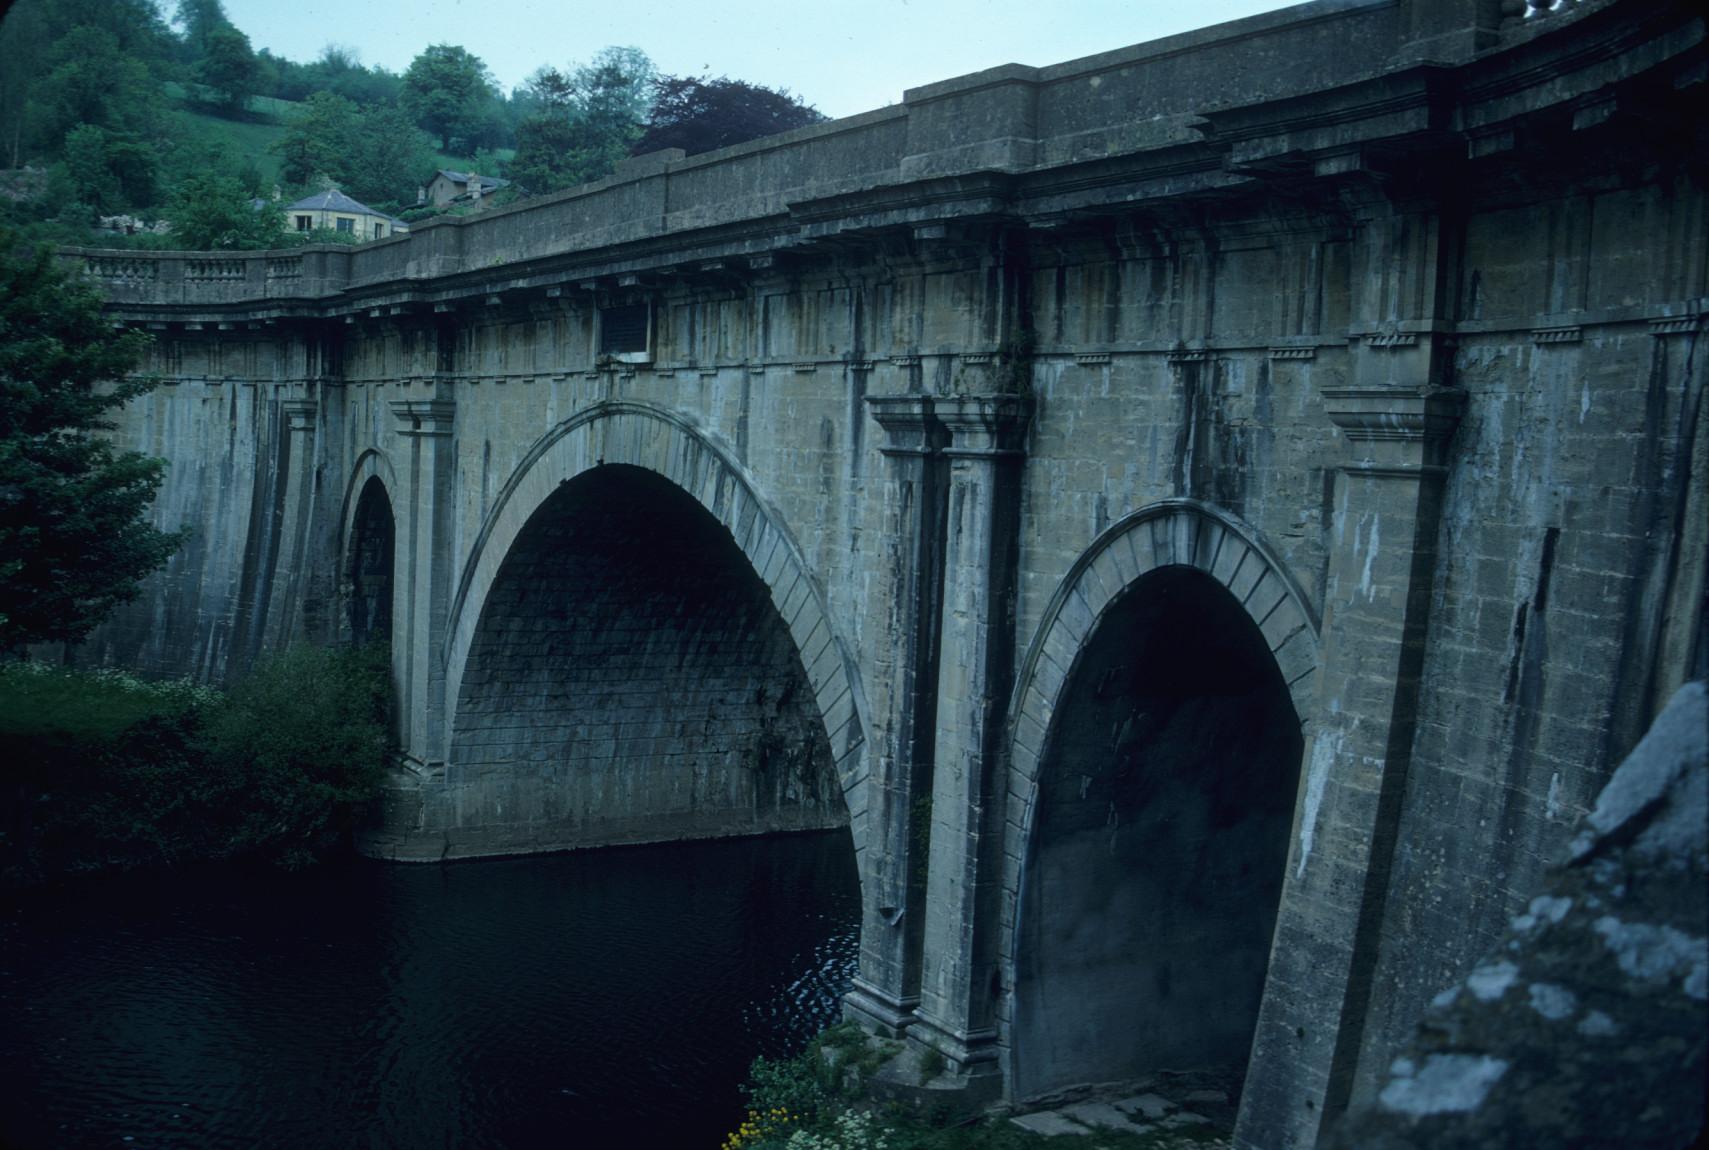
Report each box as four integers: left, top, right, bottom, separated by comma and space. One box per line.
171, 103, 291, 185
163, 82, 509, 199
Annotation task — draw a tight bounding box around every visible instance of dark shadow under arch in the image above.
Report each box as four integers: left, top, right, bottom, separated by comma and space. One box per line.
443, 464, 846, 851
347, 475, 395, 648
1013, 564, 1304, 1102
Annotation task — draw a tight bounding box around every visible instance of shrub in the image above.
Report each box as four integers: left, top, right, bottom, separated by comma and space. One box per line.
0, 644, 393, 884
201, 643, 391, 868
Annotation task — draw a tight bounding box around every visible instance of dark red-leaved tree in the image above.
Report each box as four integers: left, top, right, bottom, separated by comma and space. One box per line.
633, 75, 825, 158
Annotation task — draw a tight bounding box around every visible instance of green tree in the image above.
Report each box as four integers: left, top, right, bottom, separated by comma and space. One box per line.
0, 0, 174, 195
636, 75, 825, 157
62, 126, 121, 212
275, 91, 360, 187
510, 47, 655, 195
61, 125, 160, 214
33, 26, 162, 143
0, 1, 49, 167
351, 104, 436, 207
301, 43, 404, 108
173, 0, 233, 61
0, 232, 182, 651
166, 169, 282, 249
274, 93, 435, 209
401, 44, 496, 153
196, 23, 258, 113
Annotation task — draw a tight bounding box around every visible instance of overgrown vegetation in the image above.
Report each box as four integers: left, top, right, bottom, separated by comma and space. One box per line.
728, 1024, 1222, 1149
0, 645, 394, 887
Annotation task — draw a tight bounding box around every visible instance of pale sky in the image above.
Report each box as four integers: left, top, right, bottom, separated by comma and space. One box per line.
216, 0, 1304, 119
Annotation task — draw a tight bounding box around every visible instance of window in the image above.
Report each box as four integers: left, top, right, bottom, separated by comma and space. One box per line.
598, 303, 651, 362
335, 218, 354, 233
295, 215, 312, 231
373, 222, 385, 238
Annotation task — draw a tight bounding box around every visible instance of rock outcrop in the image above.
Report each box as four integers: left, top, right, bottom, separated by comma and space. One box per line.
1332, 681, 1707, 1149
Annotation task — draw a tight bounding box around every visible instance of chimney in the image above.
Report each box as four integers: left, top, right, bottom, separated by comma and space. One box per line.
470, 172, 482, 201
417, 185, 426, 205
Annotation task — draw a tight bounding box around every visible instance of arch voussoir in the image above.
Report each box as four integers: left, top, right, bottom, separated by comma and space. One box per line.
1083, 547, 1125, 616
1211, 537, 1252, 589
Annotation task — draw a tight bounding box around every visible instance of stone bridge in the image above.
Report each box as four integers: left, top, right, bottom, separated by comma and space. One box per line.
66, 1, 1707, 1145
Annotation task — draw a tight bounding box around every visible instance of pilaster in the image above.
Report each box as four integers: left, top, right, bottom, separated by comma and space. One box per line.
1235, 374, 1464, 1148
391, 398, 457, 772
845, 396, 951, 1036
910, 395, 1031, 1091
260, 396, 321, 650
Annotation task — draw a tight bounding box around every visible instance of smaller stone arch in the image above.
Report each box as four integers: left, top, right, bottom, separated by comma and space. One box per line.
336, 449, 400, 647
999, 498, 1321, 1097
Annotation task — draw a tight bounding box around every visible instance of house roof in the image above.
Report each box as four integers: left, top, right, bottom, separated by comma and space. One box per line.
284, 188, 407, 227
435, 169, 511, 191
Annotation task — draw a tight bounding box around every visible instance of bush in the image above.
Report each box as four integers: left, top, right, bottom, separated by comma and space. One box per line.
203, 643, 391, 868
0, 645, 393, 885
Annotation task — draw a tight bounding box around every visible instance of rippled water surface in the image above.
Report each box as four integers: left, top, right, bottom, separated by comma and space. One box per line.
0, 830, 860, 1149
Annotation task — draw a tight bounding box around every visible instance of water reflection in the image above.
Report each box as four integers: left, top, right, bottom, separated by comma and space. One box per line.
0, 830, 859, 1149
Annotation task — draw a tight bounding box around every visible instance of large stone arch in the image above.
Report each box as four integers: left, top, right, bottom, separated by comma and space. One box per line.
441, 401, 871, 853
1000, 498, 1321, 1100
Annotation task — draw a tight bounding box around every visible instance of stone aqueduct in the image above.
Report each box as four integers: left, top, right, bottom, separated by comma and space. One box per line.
66, 1, 1706, 1145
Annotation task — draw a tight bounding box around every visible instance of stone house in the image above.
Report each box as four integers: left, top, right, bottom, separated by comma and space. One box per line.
422, 169, 509, 208
284, 188, 408, 240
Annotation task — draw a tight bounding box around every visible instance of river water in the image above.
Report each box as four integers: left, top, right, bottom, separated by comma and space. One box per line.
0, 830, 860, 1149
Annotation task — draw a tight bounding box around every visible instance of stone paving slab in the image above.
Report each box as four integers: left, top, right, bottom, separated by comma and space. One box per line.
1008, 1084, 1233, 1146
1116, 1092, 1177, 1121
1062, 1100, 1151, 1130
1009, 1110, 1092, 1136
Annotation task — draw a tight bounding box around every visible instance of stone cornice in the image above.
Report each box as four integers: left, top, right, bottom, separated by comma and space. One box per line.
1322, 386, 1466, 442
1323, 385, 1466, 475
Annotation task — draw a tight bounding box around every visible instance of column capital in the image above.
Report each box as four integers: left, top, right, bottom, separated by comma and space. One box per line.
935, 394, 1032, 458
865, 394, 945, 457
390, 399, 456, 437
1322, 385, 1465, 475
280, 397, 318, 432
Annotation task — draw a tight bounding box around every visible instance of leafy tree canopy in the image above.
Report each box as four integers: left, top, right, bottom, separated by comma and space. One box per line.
34, 25, 163, 143
0, 0, 174, 174
173, 0, 235, 61
509, 47, 655, 196
401, 43, 497, 153
0, 232, 181, 650
63, 124, 160, 214
274, 93, 436, 210
165, 167, 282, 250
636, 75, 825, 157
196, 23, 259, 112
263, 44, 405, 109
